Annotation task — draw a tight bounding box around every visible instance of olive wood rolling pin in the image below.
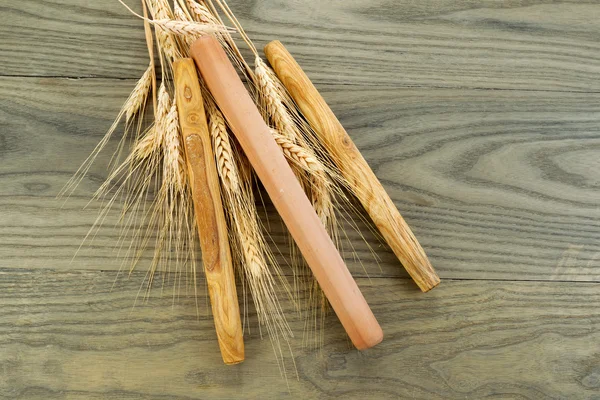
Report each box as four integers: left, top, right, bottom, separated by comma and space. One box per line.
190, 36, 383, 350
173, 59, 244, 364
264, 41, 440, 293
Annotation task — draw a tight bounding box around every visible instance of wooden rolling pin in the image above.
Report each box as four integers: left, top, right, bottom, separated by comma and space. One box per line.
190, 36, 383, 350
264, 41, 440, 292
173, 59, 244, 364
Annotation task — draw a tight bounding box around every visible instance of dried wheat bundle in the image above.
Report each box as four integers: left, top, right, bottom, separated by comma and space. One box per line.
65, 0, 384, 369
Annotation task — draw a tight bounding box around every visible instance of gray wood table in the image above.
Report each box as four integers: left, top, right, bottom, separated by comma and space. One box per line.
1, 1, 599, 398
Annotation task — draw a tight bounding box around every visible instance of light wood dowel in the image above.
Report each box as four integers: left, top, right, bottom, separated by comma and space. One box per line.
173, 59, 244, 364
190, 37, 383, 350
264, 40, 440, 292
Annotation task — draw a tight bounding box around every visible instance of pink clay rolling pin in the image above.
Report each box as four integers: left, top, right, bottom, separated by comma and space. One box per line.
190, 36, 383, 350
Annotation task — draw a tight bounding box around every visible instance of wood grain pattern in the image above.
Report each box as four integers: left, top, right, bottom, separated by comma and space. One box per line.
265, 40, 440, 292
173, 59, 244, 365
191, 37, 382, 350
2, 1, 600, 92
1, 268, 600, 399
1, 0, 599, 397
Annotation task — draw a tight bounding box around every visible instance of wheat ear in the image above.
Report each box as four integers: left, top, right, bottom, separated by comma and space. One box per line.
255, 57, 336, 229
154, 84, 170, 146
254, 57, 299, 141
270, 130, 323, 177
204, 96, 240, 193
163, 99, 187, 190
145, 0, 180, 62
172, 3, 195, 52
151, 19, 229, 36
186, 0, 219, 24
173, 2, 189, 21
125, 64, 153, 123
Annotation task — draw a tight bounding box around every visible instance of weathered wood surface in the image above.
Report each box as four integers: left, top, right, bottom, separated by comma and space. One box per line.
1, 1, 600, 91
1, 269, 599, 399
1, 0, 599, 398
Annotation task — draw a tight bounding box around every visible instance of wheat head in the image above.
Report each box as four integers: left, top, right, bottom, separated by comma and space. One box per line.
152, 19, 229, 37
133, 127, 159, 160
254, 57, 301, 142
204, 94, 240, 194
155, 84, 170, 147
125, 64, 153, 122
164, 100, 187, 190
270, 130, 323, 176
173, 2, 189, 21
255, 59, 309, 184
148, 0, 180, 61
173, 3, 196, 48
186, 0, 219, 24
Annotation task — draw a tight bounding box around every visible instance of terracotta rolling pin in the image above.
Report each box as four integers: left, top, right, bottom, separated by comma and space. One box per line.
173, 59, 244, 364
190, 36, 383, 350
264, 41, 440, 292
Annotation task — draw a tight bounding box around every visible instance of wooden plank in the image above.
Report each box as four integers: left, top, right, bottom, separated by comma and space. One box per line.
1, 1, 600, 91
0, 0, 148, 78
2, 77, 600, 281
0, 268, 598, 399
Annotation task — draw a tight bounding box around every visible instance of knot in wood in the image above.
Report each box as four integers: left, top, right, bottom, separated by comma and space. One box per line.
188, 113, 200, 124
184, 86, 193, 99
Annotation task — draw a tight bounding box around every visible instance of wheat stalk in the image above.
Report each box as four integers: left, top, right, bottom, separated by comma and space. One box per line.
254, 57, 300, 141
173, 2, 189, 21
163, 100, 187, 190
203, 92, 239, 194
172, 2, 198, 52
125, 64, 153, 122
141, 1, 157, 116
226, 154, 293, 368
151, 18, 229, 37
148, 1, 180, 62
272, 130, 332, 229
142, 84, 189, 291
187, 0, 219, 24
254, 58, 308, 181
237, 218, 268, 279
132, 126, 158, 160
58, 62, 154, 198
271, 130, 322, 176
255, 57, 336, 227
139, 82, 195, 300
155, 84, 170, 145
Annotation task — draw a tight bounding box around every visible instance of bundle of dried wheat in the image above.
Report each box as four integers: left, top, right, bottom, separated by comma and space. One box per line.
63, 0, 379, 366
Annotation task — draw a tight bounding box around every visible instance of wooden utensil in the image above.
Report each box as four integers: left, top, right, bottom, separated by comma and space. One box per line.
190, 36, 383, 350
264, 40, 440, 293
173, 58, 244, 364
